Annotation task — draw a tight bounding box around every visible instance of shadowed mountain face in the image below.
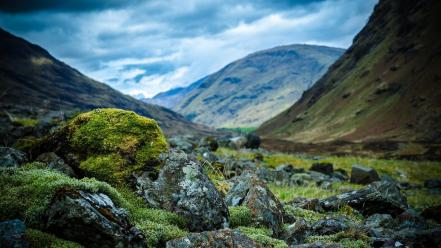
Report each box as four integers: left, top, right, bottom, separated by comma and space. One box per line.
258, 0, 441, 146
147, 45, 344, 128
0, 28, 214, 136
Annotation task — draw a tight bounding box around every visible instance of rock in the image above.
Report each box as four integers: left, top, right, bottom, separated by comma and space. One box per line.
36, 152, 76, 177
229, 136, 247, 150
0, 147, 27, 168
365, 214, 393, 229
202, 151, 218, 162
0, 219, 29, 248
310, 163, 333, 175
311, 218, 349, 235
45, 189, 145, 248
421, 204, 441, 222
199, 136, 219, 152
135, 150, 228, 232
283, 218, 311, 245
396, 209, 426, 229
245, 133, 261, 149
166, 229, 259, 248
222, 158, 257, 179
276, 164, 304, 174
225, 172, 286, 236
321, 181, 408, 217
424, 179, 441, 189
291, 242, 342, 248
168, 136, 196, 153
256, 167, 290, 185
350, 165, 380, 185
290, 173, 313, 186
288, 198, 323, 212
392, 227, 441, 248
32, 108, 168, 186
254, 152, 264, 161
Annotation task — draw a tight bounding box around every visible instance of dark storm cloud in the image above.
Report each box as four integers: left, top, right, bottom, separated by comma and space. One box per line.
0, 0, 378, 98
0, 0, 140, 13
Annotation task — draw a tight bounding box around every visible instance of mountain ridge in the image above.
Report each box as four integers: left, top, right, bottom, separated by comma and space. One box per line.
151, 44, 344, 128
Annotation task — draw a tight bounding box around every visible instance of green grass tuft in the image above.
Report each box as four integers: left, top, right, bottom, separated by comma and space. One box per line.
229, 206, 253, 228
237, 226, 288, 248
26, 229, 82, 248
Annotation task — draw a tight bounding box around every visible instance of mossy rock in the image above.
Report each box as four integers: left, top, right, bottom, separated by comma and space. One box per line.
36, 108, 168, 185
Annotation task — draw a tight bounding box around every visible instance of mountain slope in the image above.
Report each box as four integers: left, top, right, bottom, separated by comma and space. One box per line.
0, 28, 214, 136
258, 0, 441, 146
160, 45, 344, 128
143, 79, 204, 109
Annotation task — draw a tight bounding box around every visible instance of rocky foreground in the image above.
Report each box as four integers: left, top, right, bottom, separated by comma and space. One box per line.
1, 108, 441, 248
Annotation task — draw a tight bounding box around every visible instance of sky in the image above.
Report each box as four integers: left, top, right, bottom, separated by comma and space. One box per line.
0, 0, 378, 98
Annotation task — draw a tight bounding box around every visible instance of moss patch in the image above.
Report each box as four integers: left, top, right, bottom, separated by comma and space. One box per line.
237, 226, 288, 248
26, 229, 82, 248
47, 108, 168, 185
229, 206, 253, 228
12, 117, 39, 127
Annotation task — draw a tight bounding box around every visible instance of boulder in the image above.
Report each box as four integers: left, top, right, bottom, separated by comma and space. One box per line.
32, 108, 168, 186
225, 172, 286, 236
135, 150, 228, 232
283, 218, 311, 245
0, 147, 27, 168
311, 218, 349, 235
350, 165, 380, 185
392, 227, 441, 248
168, 136, 196, 153
45, 189, 145, 248
166, 229, 259, 248
36, 152, 76, 177
245, 133, 261, 149
0, 219, 29, 248
222, 158, 257, 179
365, 214, 393, 229
309, 163, 333, 175
321, 181, 408, 217
228, 136, 247, 150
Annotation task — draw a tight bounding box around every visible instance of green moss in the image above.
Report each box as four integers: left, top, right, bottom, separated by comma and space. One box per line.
283, 205, 324, 223
26, 229, 82, 248
0, 168, 124, 226
229, 206, 253, 228
269, 184, 336, 202
12, 117, 39, 127
237, 227, 288, 248
55, 108, 168, 185
305, 229, 370, 248
0, 168, 188, 248
21, 162, 47, 170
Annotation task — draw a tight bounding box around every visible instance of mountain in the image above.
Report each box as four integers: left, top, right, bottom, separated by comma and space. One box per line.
257, 0, 441, 157
0, 28, 214, 138
143, 79, 204, 109
151, 45, 344, 128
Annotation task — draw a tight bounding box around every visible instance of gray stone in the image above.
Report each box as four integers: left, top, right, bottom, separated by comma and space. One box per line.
225, 172, 286, 236
166, 229, 259, 248
321, 181, 408, 217
168, 136, 196, 153
365, 214, 393, 229
350, 164, 380, 185
310, 163, 333, 175
0, 219, 29, 248
0, 147, 27, 168
424, 179, 441, 189
311, 218, 349, 235
228, 136, 247, 150
199, 136, 219, 152
45, 189, 145, 248
283, 218, 311, 245
136, 150, 228, 232
36, 152, 76, 177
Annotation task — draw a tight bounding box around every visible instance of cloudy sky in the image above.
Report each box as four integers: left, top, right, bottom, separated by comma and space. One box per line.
0, 0, 377, 98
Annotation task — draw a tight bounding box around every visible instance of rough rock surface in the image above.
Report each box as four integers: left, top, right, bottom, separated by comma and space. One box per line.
310, 163, 333, 175
225, 172, 286, 236
311, 218, 349, 235
321, 181, 408, 216
136, 150, 228, 231
0, 147, 27, 168
350, 165, 380, 185
36, 152, 76, 177
0, 219, 29, 248
283, 218, 311, 245
166, 229, 259, 248
45, 189, 145, 248
245, 133, 261, 149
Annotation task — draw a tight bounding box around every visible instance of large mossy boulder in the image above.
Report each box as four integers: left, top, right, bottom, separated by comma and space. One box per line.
34, 108, 168, 185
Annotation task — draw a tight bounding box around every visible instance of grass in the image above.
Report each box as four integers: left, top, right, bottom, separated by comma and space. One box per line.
216, 148, 441, 184
237, 226, 288, 248
218, 127, 257, 134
